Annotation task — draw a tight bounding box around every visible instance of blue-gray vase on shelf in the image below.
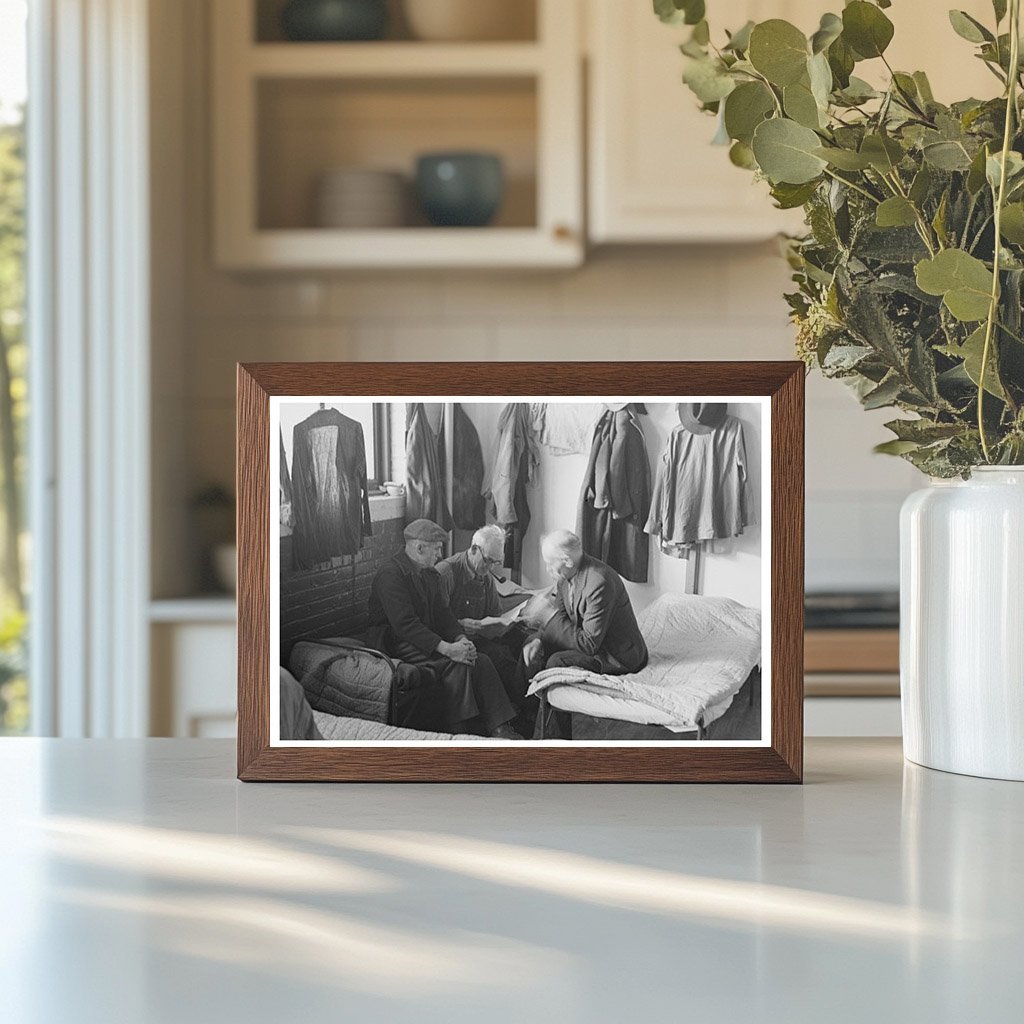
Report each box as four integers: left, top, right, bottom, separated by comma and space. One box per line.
415, 152, 505, 227
280, 0, 388, 42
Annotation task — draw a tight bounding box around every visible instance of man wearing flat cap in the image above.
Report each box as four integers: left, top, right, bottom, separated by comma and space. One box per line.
366, 518, 523, 739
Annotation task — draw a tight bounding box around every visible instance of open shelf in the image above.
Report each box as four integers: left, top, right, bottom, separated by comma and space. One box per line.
212, 0, 582, 268
256, 76, 538, 231
249, 41, 544, 77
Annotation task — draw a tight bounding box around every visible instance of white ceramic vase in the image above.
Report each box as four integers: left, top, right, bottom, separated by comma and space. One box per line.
900, 467, 1024, 780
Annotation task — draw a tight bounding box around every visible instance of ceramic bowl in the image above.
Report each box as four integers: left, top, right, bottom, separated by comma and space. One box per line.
415, 152, 504, 228
281, 0, 388, 42
403, 0, 533, 41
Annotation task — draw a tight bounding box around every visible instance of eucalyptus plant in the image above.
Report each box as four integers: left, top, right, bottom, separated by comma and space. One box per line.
657, 0, 1024, 475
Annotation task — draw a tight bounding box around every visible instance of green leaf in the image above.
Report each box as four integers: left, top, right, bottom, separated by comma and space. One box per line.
808, 51, 833, 109
884, 418, 963, 443
993, 0, 1008, 24
913, 71, 935, 104
748, 20, 809, 87
876, 197, 918, 228
723, 81, 775, 144
724, 20, 755, 53
691, 19, 710, 45
986, 150, 1024, 191
810, 12, 843, 54
814, 146, 872, 170
842, 1, 895, 59
923, 140, 973, 171
729, 140, 757, 169
751, 118, 828, 184
967, 144, 991, 194
682, 57, 736, 104
948, 10, 994, 44
1000, 203, 1024, 244
939, 325, 1006, 398
862, 374, 903, 409
860, 133, 904, 173
784, 80, 824, 129
909, 164, 933, 205
653, 0, 705, 26
915, 249, 994, 322
770, 180, 820, 209
874, 439, 922, 455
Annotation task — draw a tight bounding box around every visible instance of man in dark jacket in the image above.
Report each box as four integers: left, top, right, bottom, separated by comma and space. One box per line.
525, 529, 648, 675
366, 519, 522, 739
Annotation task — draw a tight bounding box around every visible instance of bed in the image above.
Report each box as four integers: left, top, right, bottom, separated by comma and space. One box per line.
527, 592, 762, 739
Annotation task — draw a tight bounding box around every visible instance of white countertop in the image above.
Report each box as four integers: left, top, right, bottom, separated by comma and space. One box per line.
1, 738, 1021, 1023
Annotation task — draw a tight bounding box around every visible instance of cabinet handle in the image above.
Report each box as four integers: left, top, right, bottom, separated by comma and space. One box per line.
553, 224, 574, 241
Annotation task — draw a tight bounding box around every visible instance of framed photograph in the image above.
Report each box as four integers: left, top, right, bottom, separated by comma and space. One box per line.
237, 362, 804, 782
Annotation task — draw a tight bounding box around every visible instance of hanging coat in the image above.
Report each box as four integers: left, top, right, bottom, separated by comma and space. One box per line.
438, 404, 486, 531
487, 403, 538, 578
645, 414, 751, 558
577, 407, 651, 583
404, 403, 453, 530
291, 407, 373, 569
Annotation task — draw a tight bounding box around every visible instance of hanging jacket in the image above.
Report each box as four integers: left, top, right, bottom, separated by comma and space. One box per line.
291, 407, 373, 569
645, 414, 751, 557
487, 403, 538, 577
405, 403, 453, 530
577, 407, 651, 583
439, 404, 486, 531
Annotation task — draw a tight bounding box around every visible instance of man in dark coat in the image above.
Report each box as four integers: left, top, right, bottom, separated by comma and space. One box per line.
366, 519, 522, 739
525, 529, 648, 675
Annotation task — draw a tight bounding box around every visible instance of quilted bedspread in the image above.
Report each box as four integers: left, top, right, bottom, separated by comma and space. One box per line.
526, 592, 761, 730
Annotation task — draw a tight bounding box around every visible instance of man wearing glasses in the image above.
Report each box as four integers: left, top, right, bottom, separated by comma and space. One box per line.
437, 525, 541, 726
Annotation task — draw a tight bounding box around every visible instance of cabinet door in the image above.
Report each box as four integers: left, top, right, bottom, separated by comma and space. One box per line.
588, 0, 1000, 244
587, 0, 811, 243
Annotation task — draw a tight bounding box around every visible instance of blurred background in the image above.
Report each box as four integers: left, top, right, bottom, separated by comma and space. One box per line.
0, 0, 997, 740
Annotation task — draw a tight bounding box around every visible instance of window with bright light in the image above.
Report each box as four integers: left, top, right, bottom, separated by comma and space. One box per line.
0, 0, 28, 734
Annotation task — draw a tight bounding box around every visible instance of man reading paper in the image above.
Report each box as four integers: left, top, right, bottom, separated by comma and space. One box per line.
436, 525, 542, 713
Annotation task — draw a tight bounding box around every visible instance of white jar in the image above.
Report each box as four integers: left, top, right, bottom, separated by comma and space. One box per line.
900, 467, 1024, 780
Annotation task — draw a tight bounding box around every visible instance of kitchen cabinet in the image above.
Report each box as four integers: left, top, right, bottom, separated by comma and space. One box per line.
211, 0, 583, 269
586, 0, 998, 244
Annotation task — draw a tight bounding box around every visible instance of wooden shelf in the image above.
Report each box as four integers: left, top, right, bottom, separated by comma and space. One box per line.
249, 42, 544, 79
218, 226, 580, 270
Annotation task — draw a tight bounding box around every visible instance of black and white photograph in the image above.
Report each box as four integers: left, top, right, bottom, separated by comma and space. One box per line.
272, 396, 769, 745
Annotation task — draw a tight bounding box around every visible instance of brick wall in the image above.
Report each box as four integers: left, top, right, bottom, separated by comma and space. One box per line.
280, 515, 404, 660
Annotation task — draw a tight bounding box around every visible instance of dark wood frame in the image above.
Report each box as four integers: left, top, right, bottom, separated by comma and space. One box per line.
238, 362, 804, 782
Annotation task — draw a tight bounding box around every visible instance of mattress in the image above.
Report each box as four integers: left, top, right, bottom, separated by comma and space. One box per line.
546, 686, 738, 734
528, 592, 761, 733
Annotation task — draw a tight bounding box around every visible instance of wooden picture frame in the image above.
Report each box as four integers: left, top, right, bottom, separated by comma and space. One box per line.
238, 362, 804, 782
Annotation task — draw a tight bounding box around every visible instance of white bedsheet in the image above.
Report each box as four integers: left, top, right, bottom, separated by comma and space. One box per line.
527, 592, 761, 733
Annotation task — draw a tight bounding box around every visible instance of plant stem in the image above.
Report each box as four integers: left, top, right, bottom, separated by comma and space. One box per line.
979, 0, 1021, 462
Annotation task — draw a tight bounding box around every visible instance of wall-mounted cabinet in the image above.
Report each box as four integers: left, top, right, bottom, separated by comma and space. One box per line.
212, 0, 582, 268
587, 0, 815, 243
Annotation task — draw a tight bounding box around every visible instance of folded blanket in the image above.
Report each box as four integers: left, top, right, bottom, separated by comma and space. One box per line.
527, 593, 761, 730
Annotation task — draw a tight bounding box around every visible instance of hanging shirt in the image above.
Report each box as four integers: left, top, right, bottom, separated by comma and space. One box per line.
645, 415, 751, 557
529, 402, 604, 456
291, 408, 373, 569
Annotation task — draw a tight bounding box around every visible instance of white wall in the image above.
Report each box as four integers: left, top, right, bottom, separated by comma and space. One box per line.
461, 401, 762, 611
